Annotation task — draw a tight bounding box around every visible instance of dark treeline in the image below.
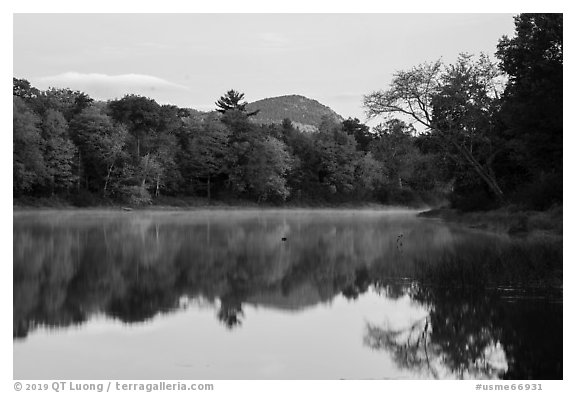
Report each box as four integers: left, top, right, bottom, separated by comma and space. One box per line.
12, 84, 444, 207
13, 14, 562, 210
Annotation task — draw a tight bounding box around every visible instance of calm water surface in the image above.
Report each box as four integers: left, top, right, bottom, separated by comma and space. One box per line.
13, 209, 562, 379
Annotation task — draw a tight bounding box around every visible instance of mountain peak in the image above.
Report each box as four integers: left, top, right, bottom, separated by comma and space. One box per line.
246, 95, 343, 132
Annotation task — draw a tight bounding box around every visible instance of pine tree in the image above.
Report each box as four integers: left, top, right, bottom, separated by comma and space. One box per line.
215, 90, 259, 116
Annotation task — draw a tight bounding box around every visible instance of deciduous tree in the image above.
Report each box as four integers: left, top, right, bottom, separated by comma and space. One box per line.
496, 13, 562, 207
41, 109, 78, 194
364, 54, 506, 202
313, 117, 359, 194
13, 97, 47, 194
69, 106, 128, 194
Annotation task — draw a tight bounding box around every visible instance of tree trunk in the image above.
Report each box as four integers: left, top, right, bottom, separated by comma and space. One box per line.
207, 176, 211, 202
445, 135, 505, 202
141, 155, 148, 188
103, 164, 114, 196
77, 150, 82, 192
431, 125, 505, 202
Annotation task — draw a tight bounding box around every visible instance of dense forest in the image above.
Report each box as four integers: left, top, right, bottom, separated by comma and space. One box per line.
13, 14, 562, 211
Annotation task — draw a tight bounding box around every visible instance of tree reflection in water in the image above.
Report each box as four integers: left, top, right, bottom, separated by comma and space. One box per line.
217, 295, 244, 329
13, 211, 562, 379
364, 283, 509, 379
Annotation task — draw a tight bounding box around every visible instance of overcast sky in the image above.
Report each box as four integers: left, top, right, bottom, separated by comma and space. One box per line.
14, 13, 516, 120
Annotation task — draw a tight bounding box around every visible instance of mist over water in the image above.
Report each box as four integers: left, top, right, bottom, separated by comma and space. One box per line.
13, 210, 562, 379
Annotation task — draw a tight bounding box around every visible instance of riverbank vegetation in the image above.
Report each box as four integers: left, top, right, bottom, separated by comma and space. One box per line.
419, 205, 563, 236
13, 14, 562, 214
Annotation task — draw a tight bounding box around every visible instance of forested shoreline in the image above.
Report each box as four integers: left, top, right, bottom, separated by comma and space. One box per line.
13, 14, 562, 212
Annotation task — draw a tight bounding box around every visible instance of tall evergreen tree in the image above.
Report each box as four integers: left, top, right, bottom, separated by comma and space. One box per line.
215, 90, 259, 116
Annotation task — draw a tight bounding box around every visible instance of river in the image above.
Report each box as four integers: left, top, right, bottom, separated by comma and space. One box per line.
13, 209, 562, 379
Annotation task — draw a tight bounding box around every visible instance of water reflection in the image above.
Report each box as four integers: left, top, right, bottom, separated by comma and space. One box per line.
365, 282, 562, 379
13, 210, 562, 379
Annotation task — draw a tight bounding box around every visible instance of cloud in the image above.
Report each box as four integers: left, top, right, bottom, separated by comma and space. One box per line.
32, 72, 189, 102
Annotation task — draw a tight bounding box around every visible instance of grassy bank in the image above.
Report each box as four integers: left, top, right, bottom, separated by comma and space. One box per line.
415, 206, 563, 289
13, 195, 400, 211
419, 205, 563, 236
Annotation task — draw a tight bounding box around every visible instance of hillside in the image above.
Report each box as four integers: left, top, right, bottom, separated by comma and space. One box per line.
246, 95, 344, 132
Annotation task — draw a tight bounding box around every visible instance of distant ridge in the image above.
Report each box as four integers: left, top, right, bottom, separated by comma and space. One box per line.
246, 94, 344, 132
